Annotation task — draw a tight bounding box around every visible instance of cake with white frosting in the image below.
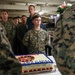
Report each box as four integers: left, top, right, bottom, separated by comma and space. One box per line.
16, 54, 55, 74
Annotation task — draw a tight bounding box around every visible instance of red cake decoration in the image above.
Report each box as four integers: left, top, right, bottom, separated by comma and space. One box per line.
18, 55, 34, 62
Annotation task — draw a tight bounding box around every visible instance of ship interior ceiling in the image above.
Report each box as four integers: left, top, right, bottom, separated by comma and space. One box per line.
0, 0, 74, 24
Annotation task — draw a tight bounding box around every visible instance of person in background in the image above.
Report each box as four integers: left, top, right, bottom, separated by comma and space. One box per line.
17, 15, 28, 54
22, 14, 48, 54
17, 16, 22, 24
27, 5, 47, 31
12, 17, 19, 55
13, 17, 19, 26
0, 23, 22, 75
52, 4, 75, 75
0, 10, 15, 50
0, 17, 2, 22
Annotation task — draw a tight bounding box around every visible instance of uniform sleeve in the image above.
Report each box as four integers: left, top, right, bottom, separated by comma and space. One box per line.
0, 26, 14, 63
22, 31, 30, 47
52, 15, 75, 70
11, 21, 16, 40
0, 25, 22, 75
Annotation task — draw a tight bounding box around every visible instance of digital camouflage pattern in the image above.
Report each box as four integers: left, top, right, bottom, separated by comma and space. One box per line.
22, 28, 48, 54
0, 23, 22, 75
1, 20, 16, 47
52, 4, 75, 75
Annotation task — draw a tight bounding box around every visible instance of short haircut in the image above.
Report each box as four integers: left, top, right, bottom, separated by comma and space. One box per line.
21, 15, 27, 18
1, 10, 8, 14
29, 5, 35, 9
13, 17, 19, 20
32, 14, 41, 21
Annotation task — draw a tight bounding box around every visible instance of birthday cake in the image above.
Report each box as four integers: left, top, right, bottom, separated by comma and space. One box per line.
16, 54, 55, 74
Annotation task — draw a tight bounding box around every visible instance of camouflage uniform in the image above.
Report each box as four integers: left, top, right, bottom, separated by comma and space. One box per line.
0, 23, 22, 75
1, 20, 15, 48
52, 4, 75, 75
22, 28, 48, 54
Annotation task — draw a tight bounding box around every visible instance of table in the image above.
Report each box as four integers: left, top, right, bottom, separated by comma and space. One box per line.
22, 56, 62, 75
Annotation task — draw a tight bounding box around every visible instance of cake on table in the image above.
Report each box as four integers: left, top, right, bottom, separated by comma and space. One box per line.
15, 54, 56, 74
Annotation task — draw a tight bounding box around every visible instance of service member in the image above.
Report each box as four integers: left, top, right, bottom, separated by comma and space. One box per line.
23, 14, 48, 54
0, 23, 22, 75
52, 4, 75, 75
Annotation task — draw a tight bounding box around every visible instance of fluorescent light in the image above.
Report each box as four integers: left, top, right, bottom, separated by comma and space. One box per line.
38, 12, 44, 15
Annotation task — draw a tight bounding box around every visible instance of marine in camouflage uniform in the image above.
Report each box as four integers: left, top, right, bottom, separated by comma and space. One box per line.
1, 10, 16, 49
52, 4, 75, 75
1, 20, 15, 48
22, 28, 48, 54
0, 23, 22, 75
23, 14, 48, 54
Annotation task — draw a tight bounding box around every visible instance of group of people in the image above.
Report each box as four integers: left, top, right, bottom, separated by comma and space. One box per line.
0, 4, 48, 75
13, 5, 47, 55
0, 5, 48, 55
0, 3, 75, 75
